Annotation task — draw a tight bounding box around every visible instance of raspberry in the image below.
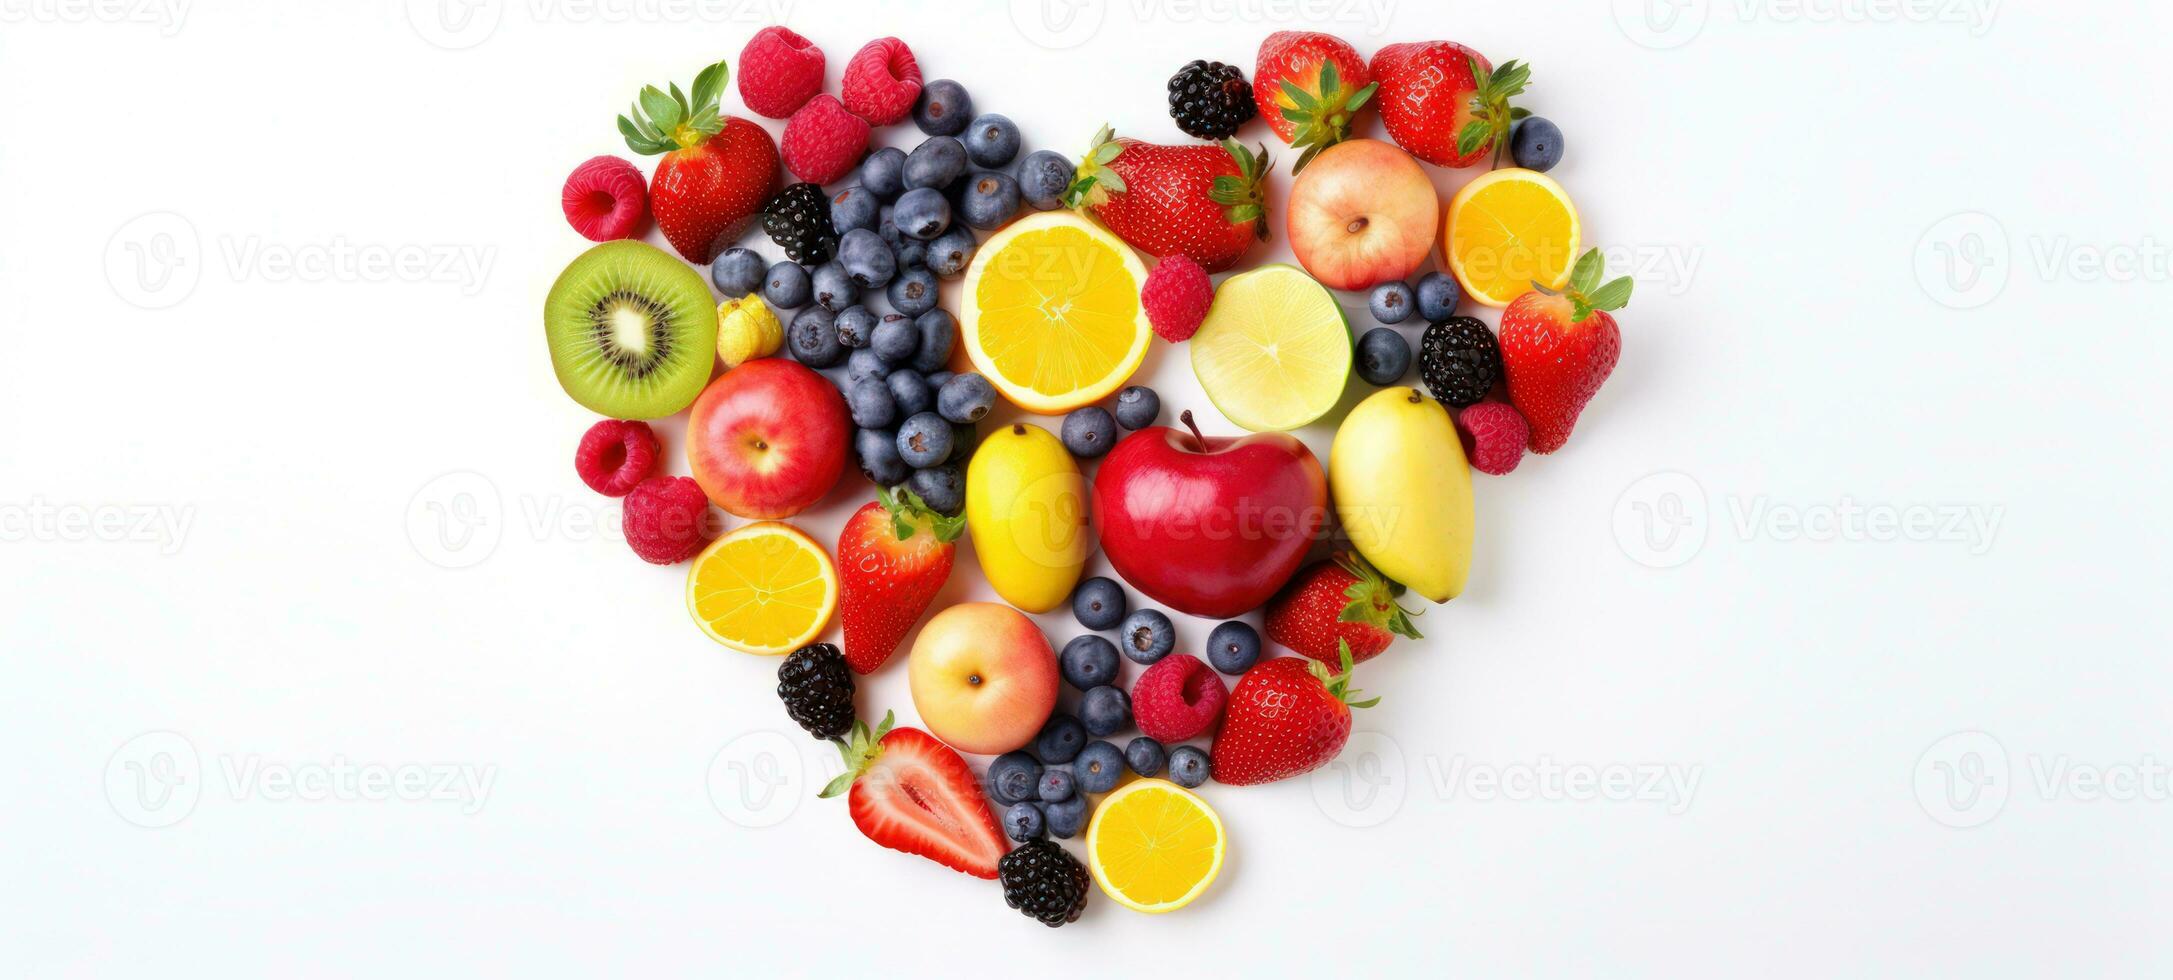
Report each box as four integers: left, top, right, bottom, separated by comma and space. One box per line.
781, 94, 871, 186
737, 26, 826, 119
560, 156, 648, 242
1131, 654, 1227, 743
841, 37, 922, 126
1456, 401, 1528, 476
1140, 254, 1214, 343
622, 475, 715, 564
574, 419, 659, 496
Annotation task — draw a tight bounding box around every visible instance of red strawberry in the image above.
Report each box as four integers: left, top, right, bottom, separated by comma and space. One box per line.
1210, 644, 1378, 786
1065, 126, 1267, 273
1263, 552, 1421, 666
1252, 31, 1376, 171
618, 61, 781, 265
821, 712, 1008, 879
836, 488, 962, 675
1371, 44, 1527, 168
1498, 248, 1632, 453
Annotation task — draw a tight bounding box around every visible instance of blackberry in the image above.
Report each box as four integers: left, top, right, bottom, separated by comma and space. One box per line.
1166, 60, 1255, 140
997, 840, 1090, 927
762, 183, 837, 264
776, 642, 855, 740
1418, 316, 1502, 407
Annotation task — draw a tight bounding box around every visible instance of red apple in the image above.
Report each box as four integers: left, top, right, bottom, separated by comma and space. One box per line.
1092, 411, 1329, 618
908, 602, 1059, 755
1287, 139, 1440, 291
686, 358, 849, 519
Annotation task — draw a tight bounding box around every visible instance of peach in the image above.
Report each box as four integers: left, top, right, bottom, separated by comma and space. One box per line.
1286, 139, 1440, 291
908, 603, 1059, 755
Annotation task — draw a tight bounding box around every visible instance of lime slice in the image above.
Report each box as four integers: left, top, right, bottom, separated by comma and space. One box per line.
1189, 265, 1352, 431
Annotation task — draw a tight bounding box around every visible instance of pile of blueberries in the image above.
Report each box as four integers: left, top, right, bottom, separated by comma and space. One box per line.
986, 575, 1267, 843
1352, 270, 1466, 387
708, 78, 1092, 515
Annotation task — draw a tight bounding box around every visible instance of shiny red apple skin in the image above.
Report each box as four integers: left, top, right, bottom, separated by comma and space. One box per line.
1092, 414, 1329, 618
686, 358, 850, 518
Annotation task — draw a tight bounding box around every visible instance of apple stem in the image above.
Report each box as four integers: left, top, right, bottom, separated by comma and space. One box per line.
1179, 409, 1207, 446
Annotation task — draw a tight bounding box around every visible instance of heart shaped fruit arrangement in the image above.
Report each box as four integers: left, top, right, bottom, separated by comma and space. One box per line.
543, 28, 1633, 927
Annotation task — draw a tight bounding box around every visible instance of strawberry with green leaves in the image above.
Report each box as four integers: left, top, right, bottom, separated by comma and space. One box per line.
836, 488, 962, 675
1253, 31, 1377, 172
1066, 126, 1269, 273
1210, 642, 1379, 786
618, 60, 780, 264
1263, 552, 1422, 666
1372, 42, 1531, 169
1499, 248, 1633, 453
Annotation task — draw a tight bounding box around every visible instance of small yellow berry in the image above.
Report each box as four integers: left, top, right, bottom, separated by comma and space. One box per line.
715, 294, 783, 368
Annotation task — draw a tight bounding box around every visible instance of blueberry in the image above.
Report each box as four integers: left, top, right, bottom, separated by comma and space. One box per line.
1071, 577, 1127, 631
1060, 407, 1118, 459
886, 266, 939, 317
1081, 685, 1132, 737
871, 314, 920, 366
763, 261, 811, 309
1003, 801, 1045, 841
958, 171, 1021, 230
963, 113, 1020, 168
887, 370, 933, 418
710, 247, 765, 297
1206, 620, 1260, 675
896, 412, 952, 468
907, 463, 964, 515
1059, 634, 1121, 690
847, 376, 897, 429
1167, 745, 1210, 788
1124, 737, 1167, 778
937, 372, 996, 423
894, 237, 927, 270
833, 305, 878, 348
924, 226, 977, 279
1369, 281, 1415, 324
1034, 713, 1086, 764
1355, 327, 1413, 386
846, 347, 889, 386
946, 421, 978, 464
854, 426, 909, 486
1416, 271, 1463, 323
925, 370, 954, 392
1075, 741, 1124, 793
912, 79, 972, 136
988, 751, 1043, 805
859, 147, 908, 200
1118, 609, 1175, 664
893, 187, 951, 240
1045, 795, 1086, 838
1037, 767, 1076, 803
812, 262, 858, 312
1113, 386, 1160, 430
912, 309, 956, 373
837, 227, 896, 289
787, 306, 844, 367
903, 136, 968, 190
1510, 116, 1564, 173
830, 185, 880, 235
1016, 150, 1076, 212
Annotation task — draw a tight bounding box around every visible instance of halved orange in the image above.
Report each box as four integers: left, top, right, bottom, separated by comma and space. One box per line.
1085, 778, 1225, 913
960, 211, 1153, 413
1444, 168, 1581, 308
685, 521, 836, 655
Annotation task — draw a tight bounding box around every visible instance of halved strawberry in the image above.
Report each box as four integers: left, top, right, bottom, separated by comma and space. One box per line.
820, 712, 1007, 879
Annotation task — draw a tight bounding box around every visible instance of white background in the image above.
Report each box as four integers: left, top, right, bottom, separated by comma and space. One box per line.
4, 0, 2171, 975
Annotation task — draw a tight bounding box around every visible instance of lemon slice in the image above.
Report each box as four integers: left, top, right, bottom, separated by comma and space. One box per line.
1085, 778, 1226, 914
960, 211, 1153, 414
1444, 167, 1581, 308
1189, 264, 1352, 431
685, 521, 837, 655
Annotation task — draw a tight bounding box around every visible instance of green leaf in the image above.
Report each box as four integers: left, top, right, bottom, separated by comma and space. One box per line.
1277, 79, 1319, 114
1348, 695, 1382, 709
690, 60, 728, 111
1583, 276, 1634, 312
1345, 81, 1378, 113
1468, 56, 1490, 92
1569, 248, 1604, 295
1317, 57, 1339, 97
1293, 143, 1322, 174
668, 82, 688, 115
638, 85, 682, 133
1511, 106, 1532, 120
1457, 120, 1490, 156
1570, 298, 1594, 323
1097, 169, 1126, 194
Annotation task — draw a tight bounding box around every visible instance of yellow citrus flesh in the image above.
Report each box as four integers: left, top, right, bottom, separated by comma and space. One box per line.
1085, 778, 1226, 914
1444, 168, 1581, 308
684, 522, 837, 655
961, 211, 1153, 414
1189, 265, 1352, 432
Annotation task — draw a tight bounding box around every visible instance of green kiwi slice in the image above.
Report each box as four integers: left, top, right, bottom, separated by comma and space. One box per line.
544, 240, 718, 418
